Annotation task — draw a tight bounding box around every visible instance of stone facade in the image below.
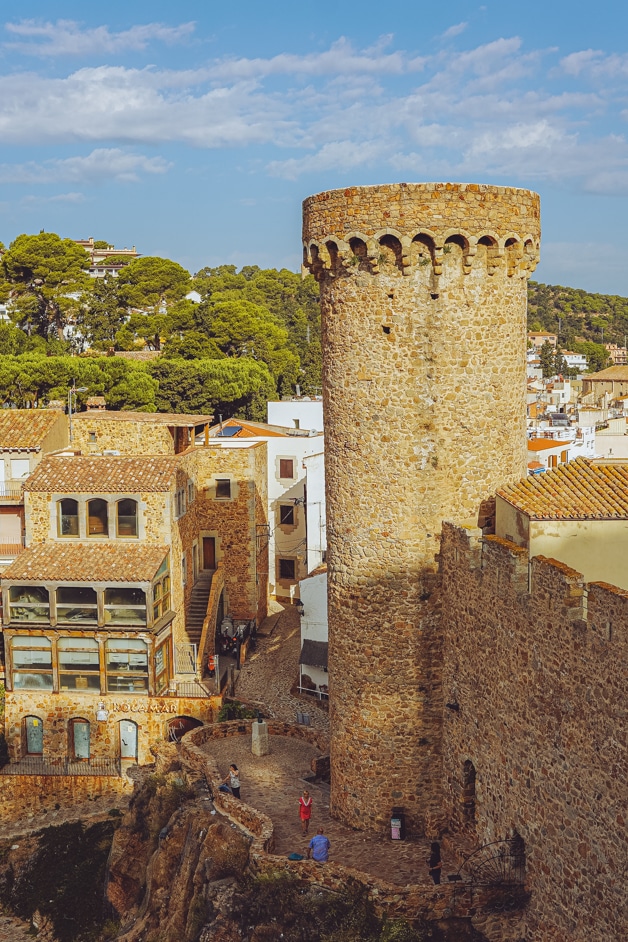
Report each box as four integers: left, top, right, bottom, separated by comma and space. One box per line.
302, 183, 540, 832
440, 523, 627, 941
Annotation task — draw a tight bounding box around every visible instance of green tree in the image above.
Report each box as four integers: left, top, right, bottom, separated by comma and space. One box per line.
116, 256, 191, 315
150, 357, 276, 419
77, 276, 128, 350
539, 340, 555, 379
573, 341, 610, 373
3, 233, 91, 339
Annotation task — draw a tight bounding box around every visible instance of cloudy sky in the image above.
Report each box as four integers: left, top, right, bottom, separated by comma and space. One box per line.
1, 0, 628, 293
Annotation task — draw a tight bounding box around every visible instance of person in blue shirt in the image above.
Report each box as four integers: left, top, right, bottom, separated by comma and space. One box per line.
307, 828, 330, 862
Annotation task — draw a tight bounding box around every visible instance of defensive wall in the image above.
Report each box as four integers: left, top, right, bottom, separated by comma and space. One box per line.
440, 523, 628, 941
302, 183, 540, 832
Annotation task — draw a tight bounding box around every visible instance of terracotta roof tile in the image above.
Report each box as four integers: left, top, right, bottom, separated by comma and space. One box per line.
498, 458, 628, 520
1, 542, 169, 582
74, 410, 213, 425
527, 439, 564, 451
584, 365, 628, 381
24, 455, 181, 493
0, 409, 63, 450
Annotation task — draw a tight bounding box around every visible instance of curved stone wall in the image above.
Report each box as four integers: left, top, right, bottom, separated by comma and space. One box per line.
302, 182, 540, 833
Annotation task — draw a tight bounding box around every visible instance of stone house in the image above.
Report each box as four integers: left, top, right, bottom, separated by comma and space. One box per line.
0, 408, 68, 571
495, 457, 628, 590
72, 409, 214, 456
581, 364, 628, 400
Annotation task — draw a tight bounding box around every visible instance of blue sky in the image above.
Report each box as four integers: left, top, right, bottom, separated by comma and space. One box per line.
1, 1, 628, 293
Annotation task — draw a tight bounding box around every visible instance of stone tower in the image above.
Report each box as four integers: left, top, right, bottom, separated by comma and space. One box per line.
302, 183, 540, 832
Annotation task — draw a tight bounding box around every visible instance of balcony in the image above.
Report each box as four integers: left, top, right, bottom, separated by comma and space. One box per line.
0, 542, 25, 560
0, 481, 24, 502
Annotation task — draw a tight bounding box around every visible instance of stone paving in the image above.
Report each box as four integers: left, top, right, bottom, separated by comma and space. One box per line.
236, 604, 329, 733
219, 605, 444, 885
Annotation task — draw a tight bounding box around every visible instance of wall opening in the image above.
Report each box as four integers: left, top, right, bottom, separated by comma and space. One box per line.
462, 759, 476, 820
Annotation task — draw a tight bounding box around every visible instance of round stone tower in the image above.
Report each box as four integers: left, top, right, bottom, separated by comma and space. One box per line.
302, 183, 540, 833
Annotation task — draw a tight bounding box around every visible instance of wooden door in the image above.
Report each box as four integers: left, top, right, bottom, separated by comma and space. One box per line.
203, 537, 216, 570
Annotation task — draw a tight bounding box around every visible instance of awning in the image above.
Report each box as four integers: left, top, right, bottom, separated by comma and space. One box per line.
299, 640, 328, 670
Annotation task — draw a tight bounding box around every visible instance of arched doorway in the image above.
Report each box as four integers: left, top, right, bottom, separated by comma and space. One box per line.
23, 716, 44, 755
167, 715, 203, 743
69, 718, 91, 760
119, 720, 138, 760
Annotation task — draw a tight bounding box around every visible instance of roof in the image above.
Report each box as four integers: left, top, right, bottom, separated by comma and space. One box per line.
527, 461, 544, 471
497, 458, 628, 520
0, 409, 63, 450
208, 417, 314, 439
73, 410, 213, 426
299, 639, 328, 669
583, 366, 628, 382
527, 438, 565, 452
24, 455, 181, 493
2, 542, 169, 582
300, 563, 328, 581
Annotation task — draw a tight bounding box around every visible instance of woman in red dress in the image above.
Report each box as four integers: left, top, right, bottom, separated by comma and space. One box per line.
298, 789, 313, 835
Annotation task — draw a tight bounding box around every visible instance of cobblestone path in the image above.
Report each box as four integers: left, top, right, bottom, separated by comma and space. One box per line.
202, 734, 438, 885
236, 604, 329, 732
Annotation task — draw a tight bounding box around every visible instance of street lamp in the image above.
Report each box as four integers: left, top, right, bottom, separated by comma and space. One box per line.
68, 384, 88, 442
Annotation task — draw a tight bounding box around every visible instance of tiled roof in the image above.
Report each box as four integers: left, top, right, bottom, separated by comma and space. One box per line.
73, 410, 213, 425
527, 439, 564, 451
497, 458, 628, 519
0, 409, 63, 450
24, 455, 181, 493
1, 542, 169, 582
209, 418, 301, 438
584, 365, 628, 381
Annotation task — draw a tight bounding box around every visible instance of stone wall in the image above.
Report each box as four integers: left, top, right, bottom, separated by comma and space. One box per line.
302, 183, 540, 833
0, 771, 132, 820
4, 691, 218, 764
72, 417, 176, 455
440, 523, 628, 941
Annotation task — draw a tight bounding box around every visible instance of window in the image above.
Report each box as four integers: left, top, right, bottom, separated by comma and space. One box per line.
69, 719, 91, 759
104, 587, 146, 626
58, 638, 100, 691
155, 641, 171, 694
56, 586, 98, 624
279, 459, 294, 479
279, 504, 295, 526
88, 432, 97, 443
9, 585, 49, 623
187, 481, 195, 506
106, 638, 148, 694
58, 498, 79, 537
153, 573, 171, 622
278, 558, 296, 580
215, 478, 231, 499
10, 458, 30, 480
174, 488, 186, 518
11, 636, 53, 690
117, 499, 138, 538
87, 498, 108, 537
182, 553, 188, 587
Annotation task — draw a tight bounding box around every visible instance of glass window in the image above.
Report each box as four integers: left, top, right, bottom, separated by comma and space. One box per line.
117, 499, 138, 538
104, 587, 146, 626
215, 479, 231, 499
106, 638, 148, 694
9, 585, 49, 623
155, 641, 171, 694
58, 498, 79, 537
58, 637, 100, 691
10, 458, 30, 479
152, 574, 171, 622
279, 558, 296, 580
56, 586, 98, 624
279, 504, 295, 525
87, 498, 108, 537
11, 636, 53, 690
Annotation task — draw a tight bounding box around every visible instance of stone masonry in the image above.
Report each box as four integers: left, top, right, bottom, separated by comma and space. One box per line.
302, 183, 540, 833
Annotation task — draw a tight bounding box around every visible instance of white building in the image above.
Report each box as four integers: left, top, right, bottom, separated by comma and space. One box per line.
267, 397, 323, 432
303, 450, 326, 574
297, 565, 328, 699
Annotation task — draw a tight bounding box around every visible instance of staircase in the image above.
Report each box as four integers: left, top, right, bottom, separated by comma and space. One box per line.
185, 571, 214, 647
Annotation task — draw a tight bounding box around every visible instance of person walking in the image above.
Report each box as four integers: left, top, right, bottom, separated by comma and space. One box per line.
223, 763, 241, 799
428, 842, 442, 884
298, 789, 313, 835
307, 827, 330, 862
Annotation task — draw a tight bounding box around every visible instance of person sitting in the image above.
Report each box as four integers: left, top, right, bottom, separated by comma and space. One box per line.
307, 827, 330, 862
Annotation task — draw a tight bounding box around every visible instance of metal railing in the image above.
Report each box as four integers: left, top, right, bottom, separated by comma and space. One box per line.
0, 756, 122, 776
0, 481, 24, 500
173, 679, 213, 699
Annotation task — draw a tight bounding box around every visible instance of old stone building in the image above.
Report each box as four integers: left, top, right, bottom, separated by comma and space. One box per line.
0, 414, 269, 767
304, 183, 626, 940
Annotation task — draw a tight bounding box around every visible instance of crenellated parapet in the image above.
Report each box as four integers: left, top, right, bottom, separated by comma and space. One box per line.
303, 183, 540, 281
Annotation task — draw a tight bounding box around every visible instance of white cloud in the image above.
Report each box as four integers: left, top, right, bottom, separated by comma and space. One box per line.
22, 192, 86, 204
0, 149, 171, 184
4, 19, 195, 57
441, 22, 468, 40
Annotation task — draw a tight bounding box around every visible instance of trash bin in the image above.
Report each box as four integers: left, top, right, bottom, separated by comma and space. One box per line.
390, 807, 405, 840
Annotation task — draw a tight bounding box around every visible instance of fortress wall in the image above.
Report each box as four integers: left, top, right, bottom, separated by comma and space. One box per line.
440, 523, 628, 941
303, 183, 540, 832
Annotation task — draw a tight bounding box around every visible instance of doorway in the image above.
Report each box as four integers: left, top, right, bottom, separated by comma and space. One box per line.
24, 716, 44, 755
70, 719, 91, 759
119, 720, 138, 760
203, 536, 216, 570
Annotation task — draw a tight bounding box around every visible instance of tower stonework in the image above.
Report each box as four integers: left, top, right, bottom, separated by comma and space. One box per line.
302, 183, 540, 832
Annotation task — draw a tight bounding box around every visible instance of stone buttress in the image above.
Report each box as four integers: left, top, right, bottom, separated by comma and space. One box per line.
302, 182, 540, 832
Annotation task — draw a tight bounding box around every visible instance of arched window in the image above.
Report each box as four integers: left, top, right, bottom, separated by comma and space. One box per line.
463, 759, 476, 819
117, 499, 138, 538
58, 498, 79, 537
69, 718, 90, 760
119, 720, 138, 760
23, 715, 44, 755
87, 499, 108, 537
